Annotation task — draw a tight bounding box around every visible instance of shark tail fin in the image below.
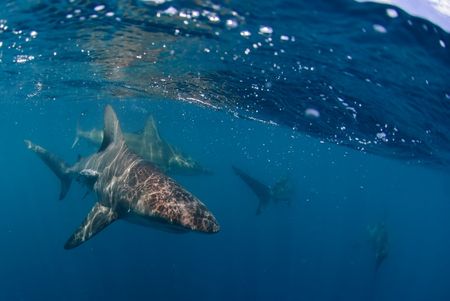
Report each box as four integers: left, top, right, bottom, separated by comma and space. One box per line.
98, 105, 124, 152
24, 140, 72, 200
232, 165, 271, 215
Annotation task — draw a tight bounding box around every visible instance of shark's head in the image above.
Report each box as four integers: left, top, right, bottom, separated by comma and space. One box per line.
128, 164, 220, 234
162, 199, 220, 234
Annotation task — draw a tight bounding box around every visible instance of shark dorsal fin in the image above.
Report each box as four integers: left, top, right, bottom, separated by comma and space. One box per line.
143, 116, 161, 142
99, 105, 124, 152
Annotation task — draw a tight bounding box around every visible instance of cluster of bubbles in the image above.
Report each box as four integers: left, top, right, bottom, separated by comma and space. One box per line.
0, 19, 39, 64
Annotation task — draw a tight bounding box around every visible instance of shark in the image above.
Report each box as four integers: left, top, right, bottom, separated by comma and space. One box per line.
25, 105, 220, 249
232, 166, 294, 215
368, 222, 389, 271
73, 115, 211, 176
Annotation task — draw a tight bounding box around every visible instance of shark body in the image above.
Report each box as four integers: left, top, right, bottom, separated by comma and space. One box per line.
368, 222, 389, 271
74, 116, 211, 176
26, 105, 219, 249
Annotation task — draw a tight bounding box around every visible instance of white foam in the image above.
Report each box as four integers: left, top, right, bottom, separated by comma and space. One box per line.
161, 6, 178, 16
226, 19, 238, 29
94, 5, 105, 12
14, 55, 34, 63
386, 8, 398, 18
259, 25, 273, 35
141, 0, 169, 4
240, 30, 251, 37
373, 24, 387, 33
305, 108, 320, 118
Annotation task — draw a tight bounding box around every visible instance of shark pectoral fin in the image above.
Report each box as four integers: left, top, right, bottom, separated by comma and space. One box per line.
64, 203, 118, 250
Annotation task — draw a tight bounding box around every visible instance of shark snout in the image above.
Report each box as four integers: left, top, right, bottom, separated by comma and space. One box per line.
197, 212, 220, 233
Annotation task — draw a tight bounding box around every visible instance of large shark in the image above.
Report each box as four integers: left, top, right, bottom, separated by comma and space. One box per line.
73, 115, 211, 176
25, 105, 220, 249
232, 166, 294, 215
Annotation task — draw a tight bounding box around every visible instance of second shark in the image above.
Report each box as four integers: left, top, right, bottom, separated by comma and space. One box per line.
73, 115, 211, 176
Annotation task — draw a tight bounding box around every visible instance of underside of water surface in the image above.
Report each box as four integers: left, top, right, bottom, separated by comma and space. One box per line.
0, 0, 449, 167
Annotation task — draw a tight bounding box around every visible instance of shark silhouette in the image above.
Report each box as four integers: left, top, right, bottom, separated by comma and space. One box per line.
25, 105, 219, 249
368, 222, 389, 271
73, 115, 211, 176
232, 166, 293, 215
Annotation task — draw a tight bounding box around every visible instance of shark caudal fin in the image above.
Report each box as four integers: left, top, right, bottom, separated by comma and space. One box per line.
24, 140, 72, 200
232, 166, 271, 215
98, 105, 124, 152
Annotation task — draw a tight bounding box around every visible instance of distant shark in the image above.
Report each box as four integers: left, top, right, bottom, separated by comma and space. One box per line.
25, 105, 220, 249
368, 222, 389, 271
232, 166, 293, 214
72, 115, 211, 176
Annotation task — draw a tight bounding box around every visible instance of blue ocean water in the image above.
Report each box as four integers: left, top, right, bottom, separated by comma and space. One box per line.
0, 1, 449, 300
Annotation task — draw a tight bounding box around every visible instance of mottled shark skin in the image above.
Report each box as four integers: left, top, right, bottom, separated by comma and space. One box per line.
73, 116, 211, 176
25, 105, 219, 249
232, 166, 294, 215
